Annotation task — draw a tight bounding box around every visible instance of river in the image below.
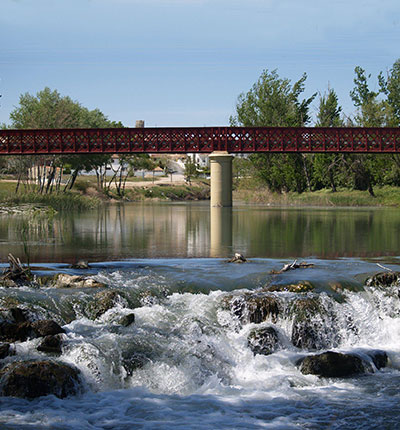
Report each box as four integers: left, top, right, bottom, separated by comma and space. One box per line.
1, 202, 400, 429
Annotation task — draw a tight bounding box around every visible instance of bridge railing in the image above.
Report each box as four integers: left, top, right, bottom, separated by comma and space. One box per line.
0, 127, 399, 154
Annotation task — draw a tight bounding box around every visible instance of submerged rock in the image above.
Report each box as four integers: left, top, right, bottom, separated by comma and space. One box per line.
366, 350, 388, 370
266, 282, 314, 293
299, 351, 365, 377
0, 360, 81, 399
227, 293, 280, 324
70, 260, 90, 270
37, 335, 63, 354
247, 326, 280, 356
291, 297, 337, 351
47, 273, 106, 289
366, 271, 400, 288
118, 313, 135, 327
86, 290, 123, 320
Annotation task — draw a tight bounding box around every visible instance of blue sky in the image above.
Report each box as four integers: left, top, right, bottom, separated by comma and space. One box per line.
1, 0, 399, 127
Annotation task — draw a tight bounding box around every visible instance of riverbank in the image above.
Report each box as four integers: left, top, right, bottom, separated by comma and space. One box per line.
2, 176, 400, 211
234, 182, 400, 207
0, 177, 210, 211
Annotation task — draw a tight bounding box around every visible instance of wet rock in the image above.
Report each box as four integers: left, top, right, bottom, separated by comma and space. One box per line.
31, 320, 65, 337
227, 253, 247, 263
266, 281, 314, 293
366, 271, 400, 288
0, 360, 81, 399
0, 343, 13, 359
8, 307, 29, 323
70, 260, 90, 270
230, 293, 280, 324
49, 273, 106, 289
37, 335, 63, 354
291, 298, 337, 350
122, 353, 149, 376
247, 326, 280, 356
299, 351, 365, 377
86, 290, 123, 320
0, 321, 33, 343
119, 313, 135, 327
366, 350, 388, 370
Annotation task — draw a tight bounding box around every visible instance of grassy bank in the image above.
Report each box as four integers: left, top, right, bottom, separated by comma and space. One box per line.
0, 177, 210, 211
234, 182, 400, 207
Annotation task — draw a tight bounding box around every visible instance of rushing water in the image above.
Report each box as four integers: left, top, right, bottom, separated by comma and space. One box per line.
1, 203, 400, 429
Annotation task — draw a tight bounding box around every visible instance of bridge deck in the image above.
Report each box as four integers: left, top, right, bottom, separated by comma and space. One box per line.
0, 127, 400, 155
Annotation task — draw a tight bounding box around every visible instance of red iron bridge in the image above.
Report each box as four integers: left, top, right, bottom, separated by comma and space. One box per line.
1, 127, 400, 154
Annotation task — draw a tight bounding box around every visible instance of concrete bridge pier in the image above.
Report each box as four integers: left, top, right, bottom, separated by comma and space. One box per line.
209, 151, 233, 207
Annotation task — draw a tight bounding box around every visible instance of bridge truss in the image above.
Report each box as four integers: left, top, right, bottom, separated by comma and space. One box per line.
0, 127, 400, 155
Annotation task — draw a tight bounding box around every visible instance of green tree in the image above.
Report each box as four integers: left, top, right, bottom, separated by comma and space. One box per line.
8, 88, 119, 193
348, 67, 391, 196
313, 88, 343, 192
230, 69, 316, 193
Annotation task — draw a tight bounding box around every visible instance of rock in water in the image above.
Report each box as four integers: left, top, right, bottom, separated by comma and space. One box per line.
291, 297, 337, 351
0, 343, 13, 359
247, 326, 280, 355
86, 290, 124, 320
0, 360, 81, 399
0, 321, 33, 343
70, 260, 90, 270
37, 335, 63, 354
229, 293, 280, 324
299, 351, 365, 377
119, 313, 135, 327
50, 274, 106, 289
366, 271, 400, 288
31, 320, 65, 337
227, 253, 247, 263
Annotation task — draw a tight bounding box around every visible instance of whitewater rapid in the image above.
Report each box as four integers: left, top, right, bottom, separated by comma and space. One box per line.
1, 258, 400, 429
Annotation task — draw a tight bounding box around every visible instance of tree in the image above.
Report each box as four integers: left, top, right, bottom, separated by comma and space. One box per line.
8, 88, 120, 193
313, 88, 343, 192
348, 67, 392, 196
230, 69, 316, 193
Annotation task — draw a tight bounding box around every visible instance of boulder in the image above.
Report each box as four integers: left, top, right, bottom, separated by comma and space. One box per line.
366, 271, 400, 288
229, 293, 280, 324
50, 274, 106, 289
119, 313, 135, 327
299, 351, 365, 377
366, 350, 388, 370
86, 290, 123, 320
291, 297, 336, 350
247, 326, 279, 356
0, 321, 33, 343
31, 320, 65, 337
0, 360, 81, 399
37, 335, 63, 354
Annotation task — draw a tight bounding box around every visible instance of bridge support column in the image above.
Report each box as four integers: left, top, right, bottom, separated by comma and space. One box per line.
209, 151, 233, 207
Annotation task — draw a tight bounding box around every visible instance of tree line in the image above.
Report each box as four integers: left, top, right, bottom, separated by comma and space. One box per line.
1, 88, 157, 196
230, 59, 400, 195
2, 59, 400, 197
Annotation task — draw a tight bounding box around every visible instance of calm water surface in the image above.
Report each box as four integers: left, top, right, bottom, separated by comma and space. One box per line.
0, 202, 399, 262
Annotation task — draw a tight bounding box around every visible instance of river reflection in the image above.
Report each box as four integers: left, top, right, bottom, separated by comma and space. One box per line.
0, 202, 399, 262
